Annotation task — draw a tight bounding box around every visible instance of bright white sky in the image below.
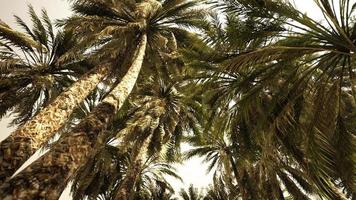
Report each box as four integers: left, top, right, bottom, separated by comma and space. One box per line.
0, 0, 327, 199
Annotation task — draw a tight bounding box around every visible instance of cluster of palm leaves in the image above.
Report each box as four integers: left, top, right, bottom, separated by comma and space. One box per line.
0, 0, 354, 199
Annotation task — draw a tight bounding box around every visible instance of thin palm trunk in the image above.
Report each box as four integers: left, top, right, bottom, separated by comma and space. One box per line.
234, 168, 254, 200
115, 136, 153, 200
114, 99, 166, 200
0, 34, 147, 200
115, 158, 143, 200
101, 35, 147, 110
0, 63, 111, 185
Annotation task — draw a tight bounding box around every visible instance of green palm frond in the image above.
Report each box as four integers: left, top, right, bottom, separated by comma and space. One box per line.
71, 145, 129, 200
0, 22, 44, 50
195, 1, 355, 198
179, 184, 204, 200
0, 7, 91, 125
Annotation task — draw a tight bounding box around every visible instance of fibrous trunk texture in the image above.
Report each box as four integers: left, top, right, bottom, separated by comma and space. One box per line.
114, 100, 167, 200
115, 100, 168, 200
0, 103, 115, 200
115, 138, 151, 200
102, 34, 147, 109
115, 159, 143, 200
0, 34, 147, 199
0, 64, 111, 185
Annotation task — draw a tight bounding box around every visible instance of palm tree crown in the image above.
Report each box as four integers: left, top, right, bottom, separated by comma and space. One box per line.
0, 6, 89, 125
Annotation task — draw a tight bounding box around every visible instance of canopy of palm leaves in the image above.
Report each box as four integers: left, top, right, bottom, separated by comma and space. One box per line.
60, 0, 205, 73
181, 0, 355, 199
0, 5, 90, 125
0, 0, 354, 199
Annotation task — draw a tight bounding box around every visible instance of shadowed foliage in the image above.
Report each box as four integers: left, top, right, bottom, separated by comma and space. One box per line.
0, 0, 354, 199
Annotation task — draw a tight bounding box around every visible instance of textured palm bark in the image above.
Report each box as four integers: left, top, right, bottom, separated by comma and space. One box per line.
0, 34, 147, 199
109, 34, 149, 200
0, 63, 111, 185
0, 103, 116, 200
115, 136, 152, 200
115, 102, 167, 200
103, 34, 147, 109
115, 159, 143, 200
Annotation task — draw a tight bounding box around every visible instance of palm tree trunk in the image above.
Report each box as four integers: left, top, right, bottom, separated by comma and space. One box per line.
115, 159, 143, 200
0, 63, 111, 185
114, 100, 167, 200
101, 35, 147, 110
114, 136, 152, 200
0, 103, 115, 200
0, 34, 147, 200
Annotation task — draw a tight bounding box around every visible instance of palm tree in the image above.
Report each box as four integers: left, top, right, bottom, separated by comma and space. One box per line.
185, 46, 316, 199
128, 155, 181, 200
0, 6, 113, 184
204, 176, 237, 200
67, 76, 196, 200
61, 88, 129, 200
0, 0, 204, 198
134, 182, 176, 200
71, 145, 180, 200
180, 0, 354, 198
109, 76, 198, 199
185, 121, 239, 190
213, 0, 355, 198
72, 145, 180, 200
71, 144, 128, 200
179, 185, 204, 200
0, 28, 146, 200
187, 110, 317, 200
68, 85, 183, 200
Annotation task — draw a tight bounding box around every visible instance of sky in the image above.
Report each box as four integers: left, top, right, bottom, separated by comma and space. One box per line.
0, 0, 327, 199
